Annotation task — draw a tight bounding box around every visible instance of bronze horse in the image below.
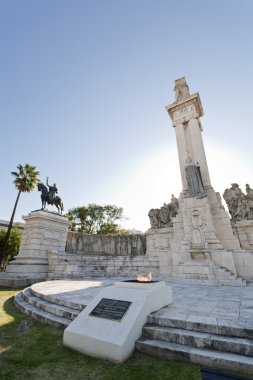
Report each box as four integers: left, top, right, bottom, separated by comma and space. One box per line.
37, 182, 64, 214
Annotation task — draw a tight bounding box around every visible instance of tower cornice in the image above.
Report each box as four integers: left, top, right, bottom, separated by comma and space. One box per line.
165, 92, 204, 126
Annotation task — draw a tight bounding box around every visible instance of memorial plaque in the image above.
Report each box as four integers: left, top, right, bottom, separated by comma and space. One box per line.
90, 298, 131, 321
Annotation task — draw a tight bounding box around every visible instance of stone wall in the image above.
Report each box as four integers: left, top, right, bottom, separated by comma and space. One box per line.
47, 251, 160, 278
232, 251, 253, 281
146, 227, 174, 255
66, 232, 146, 256
232, 220, 253, 250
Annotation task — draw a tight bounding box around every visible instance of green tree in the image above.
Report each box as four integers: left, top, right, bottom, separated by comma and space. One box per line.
67, 204, 127, 234
0, 226, 22, 270
0, 164, 40, 270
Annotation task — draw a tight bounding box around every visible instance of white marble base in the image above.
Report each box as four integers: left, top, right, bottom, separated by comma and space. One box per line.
5, 210, 70, 280
63, 280, 172, 362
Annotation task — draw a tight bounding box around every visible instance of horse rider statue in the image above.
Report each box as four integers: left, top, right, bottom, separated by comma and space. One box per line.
37, 177, 64, 214
47, 177, 58, 203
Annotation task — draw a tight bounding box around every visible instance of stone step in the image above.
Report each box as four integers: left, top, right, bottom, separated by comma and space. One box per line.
0, 273, 46, 288
14, 291, 71, 329
167, 276, 219, 285
169, 272, 216, 281
167, 259, 247, 287
217, 278, 247, 287
211, 265, 247, 287
135, 338, 253, 375
215, 268, 232, 274
30, 285, 85, 311
22, 288, 80, 320
147, 314, 253, 339
215, 272, 236, 279
169, 271, 246, 287
142, 325, 253, 357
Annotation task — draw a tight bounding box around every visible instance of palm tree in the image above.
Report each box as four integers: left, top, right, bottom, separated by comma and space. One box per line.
0, 164, 40, 270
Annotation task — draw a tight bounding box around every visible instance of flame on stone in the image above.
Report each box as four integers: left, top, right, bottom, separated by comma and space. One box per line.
136, 271, 152, 282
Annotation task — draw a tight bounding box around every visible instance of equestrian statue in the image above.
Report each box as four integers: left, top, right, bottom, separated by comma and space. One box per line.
37, 177, 64, 214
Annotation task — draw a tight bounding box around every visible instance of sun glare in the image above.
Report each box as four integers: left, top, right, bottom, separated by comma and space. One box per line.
117, 142, 253, 232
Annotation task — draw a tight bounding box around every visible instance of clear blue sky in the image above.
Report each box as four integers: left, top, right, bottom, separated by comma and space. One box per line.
1, 0, 253, 231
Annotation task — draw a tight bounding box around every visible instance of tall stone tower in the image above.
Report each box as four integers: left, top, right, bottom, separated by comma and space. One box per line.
165, 77, 240, 254
166, 77, 211, 194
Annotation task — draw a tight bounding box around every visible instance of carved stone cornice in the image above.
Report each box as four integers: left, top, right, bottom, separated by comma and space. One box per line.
165, 93, 204, 126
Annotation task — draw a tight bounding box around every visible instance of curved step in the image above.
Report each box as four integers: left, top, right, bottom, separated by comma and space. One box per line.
136, 338, 253, 375
30, 286, 85, 311
142, 325, 253, 357
14, 291, 71, 329
22, 287, 80, 320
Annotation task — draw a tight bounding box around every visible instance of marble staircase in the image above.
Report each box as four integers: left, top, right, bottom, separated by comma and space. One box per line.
136, 313, 253, 375
14, 280, 253, 374
170, 259, 246, 286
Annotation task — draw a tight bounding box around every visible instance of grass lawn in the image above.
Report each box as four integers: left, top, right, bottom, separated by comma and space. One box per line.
0, 287, 201, 380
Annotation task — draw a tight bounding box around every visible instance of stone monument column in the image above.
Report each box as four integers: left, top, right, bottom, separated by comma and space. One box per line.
166, 77, 240, 252
166, 77, 211, 193
4, 210, 70, 286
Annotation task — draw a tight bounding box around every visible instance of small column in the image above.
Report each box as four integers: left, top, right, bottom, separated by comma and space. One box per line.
5, 210, 70, 282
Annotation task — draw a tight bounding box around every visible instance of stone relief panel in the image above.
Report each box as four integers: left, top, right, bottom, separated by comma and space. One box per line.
223, 183, 253, 222
66, 232, 146, 256
148, 194, 179, 229
190, 209, 204, 248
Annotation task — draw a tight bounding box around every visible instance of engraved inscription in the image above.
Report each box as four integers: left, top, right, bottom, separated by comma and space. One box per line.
90, 298, 131, 321
173, 105, 195, 120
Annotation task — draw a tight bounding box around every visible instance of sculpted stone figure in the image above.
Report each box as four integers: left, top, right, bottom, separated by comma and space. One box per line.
231, 183, 244, 199
191, 209, 203, 247
246, 184, 253, 199
170, 194, 179, 213
159, 203, 170, 225
246, 184, 253, 211
223, 183, 253, 221
223, 183, 244, 220
148, 194, 179, 228
185, 164, 206, 198
233, 197, 250, 221
174, 77, 190, 102
148, 208, 160, 228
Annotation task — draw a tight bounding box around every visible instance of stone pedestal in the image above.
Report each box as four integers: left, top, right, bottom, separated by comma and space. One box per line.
146, 227, 174, 255
233, 220, 253, 250
4, 210, 70, 285
175, 189, 240, 252
63, 280, 172, 362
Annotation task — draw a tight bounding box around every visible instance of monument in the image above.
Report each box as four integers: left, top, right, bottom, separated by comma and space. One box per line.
146, 77, 253, 283
37, 177, 64, 214
2, 79, 253, 287
166, 77, 240, 250
0, 179, 69, 287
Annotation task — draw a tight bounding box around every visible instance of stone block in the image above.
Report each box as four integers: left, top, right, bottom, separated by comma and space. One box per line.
4, 211, 70, 283
63, 281, 172, 362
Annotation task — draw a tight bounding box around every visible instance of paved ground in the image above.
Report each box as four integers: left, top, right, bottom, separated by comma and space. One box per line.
32, 278, 253, 328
